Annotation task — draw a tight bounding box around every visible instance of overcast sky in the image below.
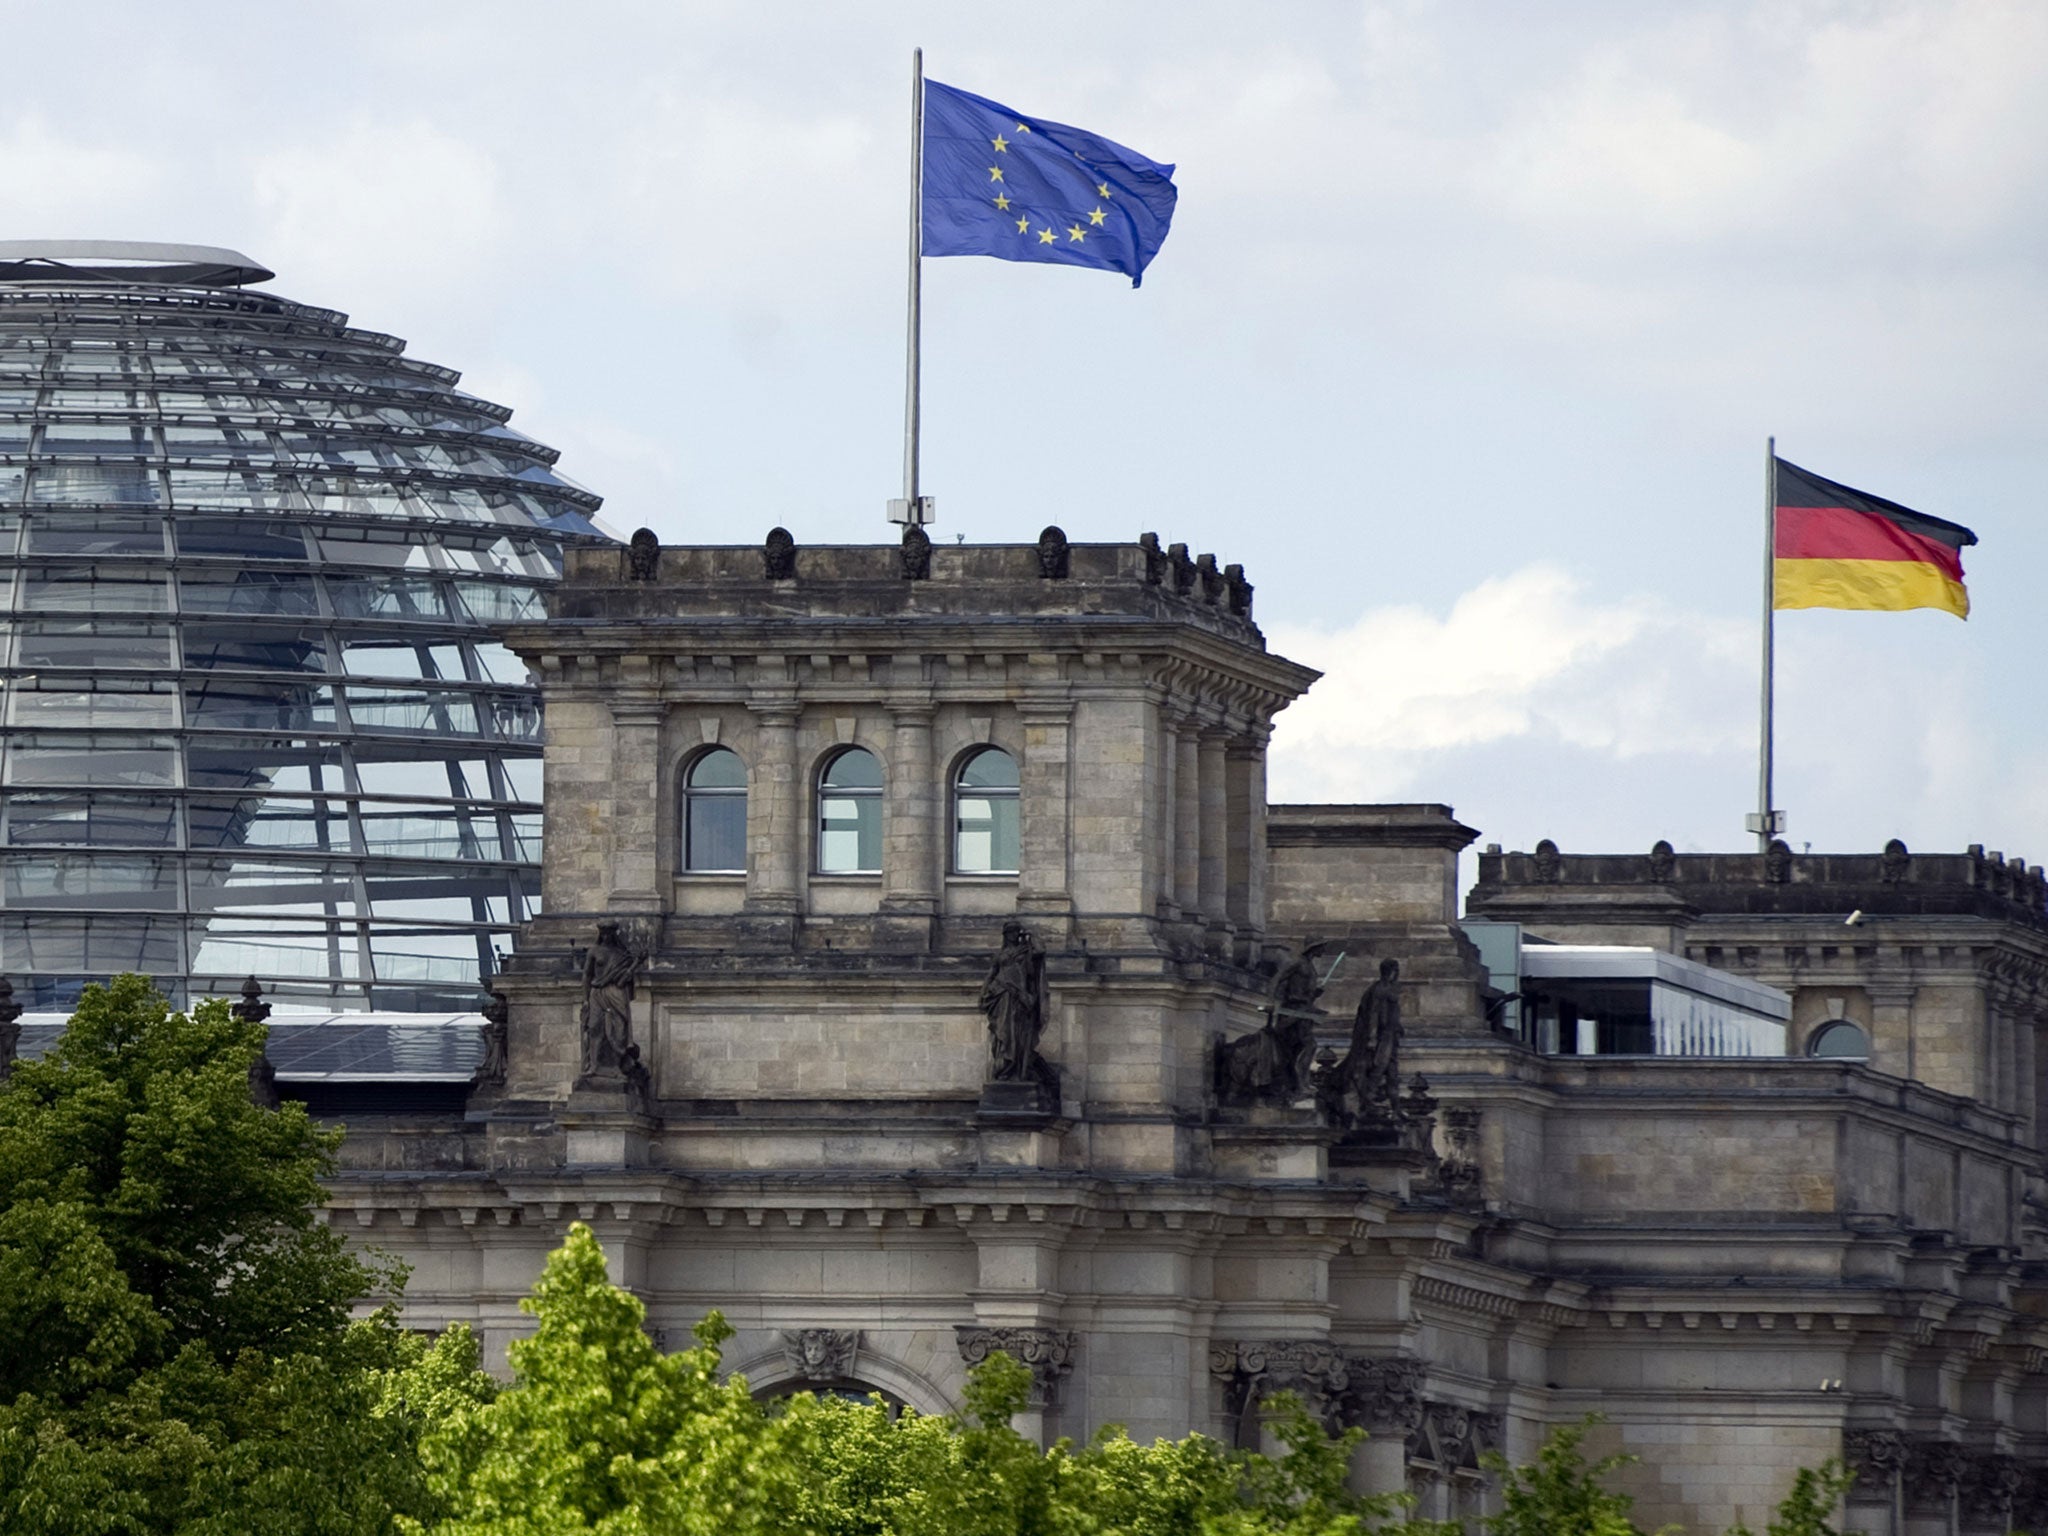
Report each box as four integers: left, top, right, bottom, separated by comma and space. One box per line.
6, 0, 2044, 879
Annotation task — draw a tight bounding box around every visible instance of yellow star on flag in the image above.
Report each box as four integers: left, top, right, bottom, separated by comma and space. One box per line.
1096, 182, 1112, 199
1067, 225, 1086, 242
994, 193, 1011, 210
1037, 226, 1055, 244
1088, 207, 1106, 226
1016, 122, 1030, 132
1015, 214, 1031, 232
992, 134, 1008, 152
988, 166, 1003, 182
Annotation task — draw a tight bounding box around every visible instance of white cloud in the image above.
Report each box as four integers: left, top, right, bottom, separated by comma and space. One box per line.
1266, 564, 1753, 804
0, 118, 165, 234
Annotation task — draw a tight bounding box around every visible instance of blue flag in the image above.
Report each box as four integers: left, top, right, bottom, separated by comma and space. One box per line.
921, 80, 1177, 287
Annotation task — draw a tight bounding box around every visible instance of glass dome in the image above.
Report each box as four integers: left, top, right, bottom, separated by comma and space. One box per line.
0, 244, 612, 1011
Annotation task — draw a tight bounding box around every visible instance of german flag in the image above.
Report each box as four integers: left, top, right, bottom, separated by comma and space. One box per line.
1773, 457, 1976, 619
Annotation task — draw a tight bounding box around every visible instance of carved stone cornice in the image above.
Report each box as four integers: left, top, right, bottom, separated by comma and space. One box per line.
781, 1327, 861, 1383
956, 1326, 1077, 1408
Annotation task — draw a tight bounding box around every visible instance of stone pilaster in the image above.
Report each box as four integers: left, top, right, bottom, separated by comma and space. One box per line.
1225, 731, 1268, 946
1173, 715, 1202, 921
1017, 701, 1073, 921
606, 696, 665, 909
746, 699, 801, 915
879, 698, 938, 945
1198, 727, 1232, 948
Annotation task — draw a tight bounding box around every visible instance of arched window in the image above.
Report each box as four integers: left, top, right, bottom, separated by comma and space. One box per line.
953, 746, 1019, 874
681, 747, 747, 872
817, 747, 882, 873
1808, 1020, 1870, 1059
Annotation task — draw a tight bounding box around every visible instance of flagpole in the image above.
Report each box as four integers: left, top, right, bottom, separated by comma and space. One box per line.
890, 47, 933, 528
1752, 436, 1779, 851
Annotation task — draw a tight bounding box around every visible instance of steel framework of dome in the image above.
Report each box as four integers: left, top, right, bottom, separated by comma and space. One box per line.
0, 243, 611, 1010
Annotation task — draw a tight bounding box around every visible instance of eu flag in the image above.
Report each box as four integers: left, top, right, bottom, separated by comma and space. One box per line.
921, 80, 1177, 287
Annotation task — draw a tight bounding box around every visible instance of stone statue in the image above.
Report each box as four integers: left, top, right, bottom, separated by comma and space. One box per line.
231, 974, 272, 1023
578, 921, 642, 1082
1216, 941, 1332, 1104
1138, 531, 1165, 584
1223, 562, 1252, 616
232, 977, 280, 1108
762, 526, 797, 580
980, 919, 1050, 1084
900, 523, 932, 580
1332, 958, 1403, 1119
627, 527, 659, 581
473, 984, 510, 1089
1036, 525, 1069, 579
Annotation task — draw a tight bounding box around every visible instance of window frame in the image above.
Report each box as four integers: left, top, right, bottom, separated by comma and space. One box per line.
951, 744, 1020, 876
814, 745, 883, 875
679, 746, 748, 874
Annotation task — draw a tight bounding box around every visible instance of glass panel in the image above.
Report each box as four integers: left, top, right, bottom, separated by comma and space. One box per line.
822, 747, 882, 790
497, 757, 542, 802
5, 853, 179, 909
354, 756, 493, 798
686, 795, 746, 872
325, 576, 453, 620
193, 925, 361, 981
188, 860, 359, 915
451, 580, 544, 622
356, 804, 487, 859
959, 746, 1019, 789
819, 793, 881, 873
6, 680, 177, 728
31, 464, 159, 504
181, 625, 331, 673
484, 694, 540, 741
183, 679, 336, 731
15, 620, 175, 670
688, 747, 746, 789
173, 517, 311, 561
178, 572, 318, 615
21, 566, 171, 613
164, 468, 293, 508
506, 812, 541, 860
22, 513, 165, 556
340, 639, 432, 679
4, 734, 178, 788
186, 796, 353, 852
467, 643, 529, 684
955, 793, 1020, 875
3, 793, 177, 846
37, 422, 153, 455
185, 740, 348, 794
1809, 1021, 1870, 1058
344, 687, 480, 737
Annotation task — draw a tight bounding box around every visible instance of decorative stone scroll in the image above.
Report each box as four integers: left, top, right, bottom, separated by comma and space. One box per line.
1843, 1429, 1905, 1498
956, 1326, 1077, 1407
1902, 1439, 1965, 1516
781, 1328, 862, 1383
1334, 1356, 1428, 1435
1960, 1452, 2021, 1525
1209, 1339, 1350, 1425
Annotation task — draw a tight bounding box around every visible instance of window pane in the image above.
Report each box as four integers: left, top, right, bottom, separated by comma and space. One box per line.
5, 735, 178, 788
23, 513, 165, 556
821, 747, 882, 789
31, 465, 159, 505
954, 794, 1020, 874
687, 797, 746, 872
179, 572, 318, 615
7, 681, 177, 729
4, 853, 179, 909
22, 566, 170, 613
174, 517, 310, 561
3, 793, 177, 846
187, 796, 352, 852
819, 794, 881, 873
15, 620, 175, 669
182, 625, 331, 672
688, 747, 746, 789
959, 747, 1019, 789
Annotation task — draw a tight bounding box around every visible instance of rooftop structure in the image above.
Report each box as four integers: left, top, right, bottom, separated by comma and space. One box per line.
0, 242, 612, 1009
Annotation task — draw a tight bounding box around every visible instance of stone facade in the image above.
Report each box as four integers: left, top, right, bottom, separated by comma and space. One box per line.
316, 540, 2048, 1533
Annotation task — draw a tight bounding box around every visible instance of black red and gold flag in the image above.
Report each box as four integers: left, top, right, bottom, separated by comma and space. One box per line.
1773, 457, 1976, 619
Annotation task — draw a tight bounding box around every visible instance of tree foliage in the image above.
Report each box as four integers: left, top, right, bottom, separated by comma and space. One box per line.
0, 976, 495, 1534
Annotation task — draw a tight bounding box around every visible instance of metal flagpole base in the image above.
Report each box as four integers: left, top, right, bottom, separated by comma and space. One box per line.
888, 496, 936, 526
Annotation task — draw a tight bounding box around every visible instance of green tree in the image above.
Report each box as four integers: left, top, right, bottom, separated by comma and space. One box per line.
1482, 1417, 1648, 1536
0, 975, 492, 1534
